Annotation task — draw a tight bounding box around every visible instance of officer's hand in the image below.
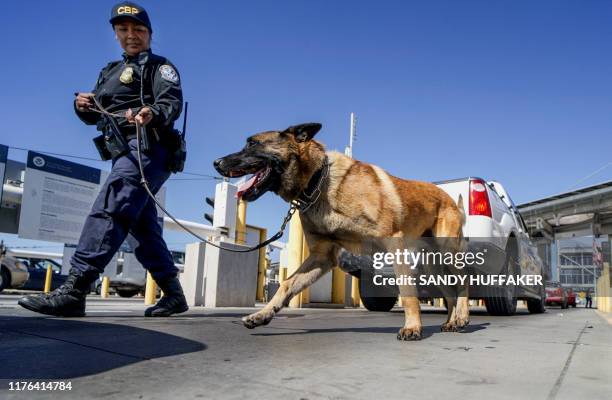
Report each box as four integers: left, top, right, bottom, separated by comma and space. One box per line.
126, 107, 153, 126
75, 92, 94, 112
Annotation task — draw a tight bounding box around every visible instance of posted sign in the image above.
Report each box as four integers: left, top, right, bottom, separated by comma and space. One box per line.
19, 152, 106, 244
19, 151, 167, 246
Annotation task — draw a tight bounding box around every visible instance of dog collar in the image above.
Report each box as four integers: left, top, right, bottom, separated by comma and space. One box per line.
293, 157, 329, 213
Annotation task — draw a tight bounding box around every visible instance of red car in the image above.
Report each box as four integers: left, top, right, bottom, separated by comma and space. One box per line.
566, 289, 577, 307
545, 282, 568, 309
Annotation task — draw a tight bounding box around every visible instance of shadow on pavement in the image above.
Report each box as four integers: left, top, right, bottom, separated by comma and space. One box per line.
85, 312, 306, 320
0, 316, 206, 380
250, 322, 490, 339
395, 308, 533, 316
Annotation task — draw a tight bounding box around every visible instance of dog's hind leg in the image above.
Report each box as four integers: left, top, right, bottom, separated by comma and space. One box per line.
434, 207, 470, 332
242, 241, 337, 329
441, 295, 458, 331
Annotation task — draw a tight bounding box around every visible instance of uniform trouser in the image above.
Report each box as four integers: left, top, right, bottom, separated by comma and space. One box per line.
70, 138, 178, 283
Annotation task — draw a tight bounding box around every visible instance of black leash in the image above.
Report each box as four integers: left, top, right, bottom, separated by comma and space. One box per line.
134, 119, 300, 252
88, 96, 308, 252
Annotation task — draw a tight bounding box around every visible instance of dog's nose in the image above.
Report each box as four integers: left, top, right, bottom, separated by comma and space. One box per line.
213, 158, 223, 170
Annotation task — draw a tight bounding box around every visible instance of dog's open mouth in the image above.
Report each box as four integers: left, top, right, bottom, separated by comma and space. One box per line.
236, 166, 272, 199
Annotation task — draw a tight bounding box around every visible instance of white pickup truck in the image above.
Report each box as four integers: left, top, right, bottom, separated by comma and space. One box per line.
339, 177, 547, 316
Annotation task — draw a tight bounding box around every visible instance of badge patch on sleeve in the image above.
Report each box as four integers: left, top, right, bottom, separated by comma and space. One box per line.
159, 65, 179, 83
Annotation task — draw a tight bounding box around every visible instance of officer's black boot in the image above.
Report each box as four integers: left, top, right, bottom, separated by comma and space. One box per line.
144, 276, 188, 317
17, 272, 92, 317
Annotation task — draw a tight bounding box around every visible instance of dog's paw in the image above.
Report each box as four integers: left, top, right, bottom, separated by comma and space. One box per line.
397, 326, 422, 341
242, 312, 273, 329
440, 318, 469, 332
456, 317, 470, 329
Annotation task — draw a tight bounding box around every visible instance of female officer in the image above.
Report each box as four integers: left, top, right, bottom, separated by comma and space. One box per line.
19, 2, 188, 317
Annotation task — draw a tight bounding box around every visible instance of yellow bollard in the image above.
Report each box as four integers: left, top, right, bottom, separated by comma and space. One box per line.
288, 212, 305, 308
101, 276, 110, 298
279, 267, 288, 283
43, 265, 53, 293
144, 272, 157, 305
332, 267, 346, 304
236, 199, 247, 245
351, 276, 361, 307
596, 262, 611, 312
300, 233, 310, 304
256, 228, 268, 302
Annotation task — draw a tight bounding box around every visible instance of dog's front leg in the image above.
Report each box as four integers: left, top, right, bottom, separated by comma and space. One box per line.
242, 248, 335, 329
393, 261, 423, 340
397, 296, 423, 340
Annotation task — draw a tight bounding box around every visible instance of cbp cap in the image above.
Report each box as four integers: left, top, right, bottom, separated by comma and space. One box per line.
109, 2, 152, 32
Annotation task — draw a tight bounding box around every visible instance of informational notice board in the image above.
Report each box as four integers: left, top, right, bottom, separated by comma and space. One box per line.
18, 151, 166, 245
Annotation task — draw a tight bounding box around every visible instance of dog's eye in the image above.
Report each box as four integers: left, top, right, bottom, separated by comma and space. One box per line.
246, 140, 258, 148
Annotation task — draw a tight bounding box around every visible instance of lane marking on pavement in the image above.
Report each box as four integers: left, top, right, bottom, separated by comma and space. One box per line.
546, 321, 589, 400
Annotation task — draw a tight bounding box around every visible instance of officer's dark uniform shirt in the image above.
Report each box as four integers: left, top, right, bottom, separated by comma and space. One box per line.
75, 49, 182, 137
67, 48, 182, 284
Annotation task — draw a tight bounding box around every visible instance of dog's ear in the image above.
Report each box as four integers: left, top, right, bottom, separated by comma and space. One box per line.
282, 123, 322, 142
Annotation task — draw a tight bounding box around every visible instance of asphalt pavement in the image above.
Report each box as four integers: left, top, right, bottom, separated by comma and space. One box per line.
0, 294, 610, 400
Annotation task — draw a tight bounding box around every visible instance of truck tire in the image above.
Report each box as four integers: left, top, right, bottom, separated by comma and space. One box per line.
0, 268, 9, 293
484, 244, 517, 316
527, 296, 546, 314
117, 289, 139, 298
359, 271, 398, 312
360, 295, 397, 312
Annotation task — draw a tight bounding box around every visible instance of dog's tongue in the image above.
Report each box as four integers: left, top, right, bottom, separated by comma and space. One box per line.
236, 173, 259, 198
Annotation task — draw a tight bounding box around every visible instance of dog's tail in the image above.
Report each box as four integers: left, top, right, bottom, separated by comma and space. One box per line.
457, 194, 466, 227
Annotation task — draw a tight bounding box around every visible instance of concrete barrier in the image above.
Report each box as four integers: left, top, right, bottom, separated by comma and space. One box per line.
180, 242, 207, 307
596, 262, 611, 312
204, 241, 258, 307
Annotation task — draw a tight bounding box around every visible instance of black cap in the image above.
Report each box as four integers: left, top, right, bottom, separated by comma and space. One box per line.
109, 2, 152, 32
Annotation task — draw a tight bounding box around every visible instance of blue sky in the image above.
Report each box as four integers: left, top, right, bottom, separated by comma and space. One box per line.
1, 0, 611, 252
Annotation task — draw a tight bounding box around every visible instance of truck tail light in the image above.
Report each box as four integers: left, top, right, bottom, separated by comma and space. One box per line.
469, 178, 492, 218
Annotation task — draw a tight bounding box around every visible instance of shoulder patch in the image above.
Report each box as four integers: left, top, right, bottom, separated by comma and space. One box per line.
159, 64, 179, 83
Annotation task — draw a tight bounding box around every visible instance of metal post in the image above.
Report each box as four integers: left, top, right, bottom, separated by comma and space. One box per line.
256, 228, 268, 301
332, 267, 346, 304
344, 113, 359, 306
288, 212, 305, 308
351, 276, 361, 307
43, 265, 53, 294
236, 199, 247, 245
345, 112, 357, 158
144, 272, 157, 305
101, 276, 110, 298
301, 232, 310, 304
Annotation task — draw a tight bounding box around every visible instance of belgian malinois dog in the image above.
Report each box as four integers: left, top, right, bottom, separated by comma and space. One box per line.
213, 123, 467, 340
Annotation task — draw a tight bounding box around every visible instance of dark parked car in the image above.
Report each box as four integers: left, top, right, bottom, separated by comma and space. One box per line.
0, 252, 30, 293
